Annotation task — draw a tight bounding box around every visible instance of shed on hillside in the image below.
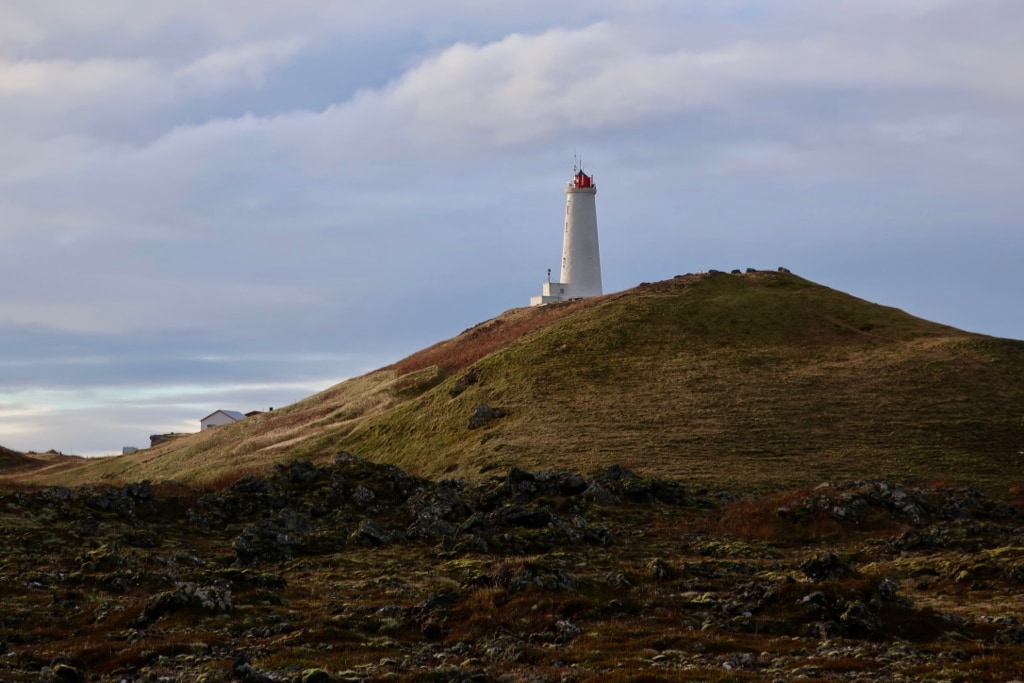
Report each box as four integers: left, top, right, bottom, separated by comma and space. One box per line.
200, 410, 246, 430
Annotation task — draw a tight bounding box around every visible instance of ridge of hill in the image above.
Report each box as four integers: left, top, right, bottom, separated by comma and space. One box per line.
0, 445, 69, 474
10, 270, 1024, 492
0, 445, 29, 469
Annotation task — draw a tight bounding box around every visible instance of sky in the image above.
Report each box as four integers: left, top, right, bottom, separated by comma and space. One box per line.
0, 0, 1021, 456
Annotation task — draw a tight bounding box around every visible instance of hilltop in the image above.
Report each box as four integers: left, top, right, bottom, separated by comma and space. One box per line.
9, 270, 1024, 492
0, 446, 67, 473
0, 445, 30, 469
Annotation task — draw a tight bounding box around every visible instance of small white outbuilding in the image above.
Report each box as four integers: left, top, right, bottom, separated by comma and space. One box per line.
200, 410, 246, 430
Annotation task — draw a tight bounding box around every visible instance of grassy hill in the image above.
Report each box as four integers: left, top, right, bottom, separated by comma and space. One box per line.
0, 445, 30, 469
0, 444, 67, 475
11, 270, 1024, 492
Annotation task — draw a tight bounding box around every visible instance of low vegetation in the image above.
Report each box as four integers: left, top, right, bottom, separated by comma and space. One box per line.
3, 458, 1024, 681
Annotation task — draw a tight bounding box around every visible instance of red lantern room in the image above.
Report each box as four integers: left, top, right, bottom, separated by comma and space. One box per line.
573, 170, 593, 188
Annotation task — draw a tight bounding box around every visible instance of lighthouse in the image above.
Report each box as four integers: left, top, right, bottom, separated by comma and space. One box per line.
530, 163, 603, 306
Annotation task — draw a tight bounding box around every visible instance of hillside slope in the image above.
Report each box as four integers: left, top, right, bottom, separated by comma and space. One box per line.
14, 271, 1024, 492
0, 445, 30, 469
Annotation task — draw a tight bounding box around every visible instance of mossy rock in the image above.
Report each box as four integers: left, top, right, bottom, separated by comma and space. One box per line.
300, 669, 336, 683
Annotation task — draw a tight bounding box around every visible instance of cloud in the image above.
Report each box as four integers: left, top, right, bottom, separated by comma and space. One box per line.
0, 1, 1023, 457
175, 38, 310, 90
0, 57, 154, 96
1, 7, 1020, 255
379, 20, 1024, 147
0, 278, 323, 335
381, 24, 711, 145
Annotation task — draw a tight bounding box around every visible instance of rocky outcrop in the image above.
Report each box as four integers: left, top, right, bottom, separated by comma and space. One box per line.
775, 480, 1019, 528
138, 581, 233, 626
4, 460, 1024, 681
800, 553, 858, 582
178, 459, 713, 564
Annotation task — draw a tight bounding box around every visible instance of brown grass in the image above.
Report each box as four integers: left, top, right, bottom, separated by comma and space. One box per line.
202, 466, 257, 491
714, 487, 916, 543
388, 298, 591, 376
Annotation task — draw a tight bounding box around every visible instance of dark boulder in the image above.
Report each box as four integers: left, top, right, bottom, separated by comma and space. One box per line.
234, 509, 311, 564
45, 663, 86, 683
840, 600, 883, 638
468, 404, 506, 429
276, 459, 322, 484
449, 369, 478, 397
556, 472, 589, 496
800, 553, 857, 582
121, 528, 159, 548
494, 505, 553, 529
350, 519, 389, 547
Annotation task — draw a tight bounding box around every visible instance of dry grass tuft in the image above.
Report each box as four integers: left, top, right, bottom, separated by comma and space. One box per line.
715, 487, 908, 543
203, 467, 255, 491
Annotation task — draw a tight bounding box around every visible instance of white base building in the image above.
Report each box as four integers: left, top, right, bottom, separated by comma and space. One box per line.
531, 281, 571, 306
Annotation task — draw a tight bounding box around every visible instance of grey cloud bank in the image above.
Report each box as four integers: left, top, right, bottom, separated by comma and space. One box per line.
0, 1, 1021, 455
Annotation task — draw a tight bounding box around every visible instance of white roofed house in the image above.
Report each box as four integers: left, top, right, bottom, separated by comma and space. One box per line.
200, 410, 246, 430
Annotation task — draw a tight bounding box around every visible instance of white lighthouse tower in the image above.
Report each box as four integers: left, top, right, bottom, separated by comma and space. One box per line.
530, 163, 603, 306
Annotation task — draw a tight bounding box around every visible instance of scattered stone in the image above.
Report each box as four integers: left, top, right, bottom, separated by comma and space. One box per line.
648, 558, 675, 581
350, 519, 388, 547
351, 485, 376, 508
840, 600, 883, 638
74, 516, 100, 537
122, 528, 159, 548
494, 505, 552, 529
139, 581, 232, 625
6, 461, 1024, 681
468, 404, 506, 429
278, 459, 322, 484
43, 663, 86, 683
800, 553, 857, 582
234, 508, 312, 564
554, 619, 582, 641
449, 370, 478, 397
299, 668, 336, 683
233, 657, 275, 683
